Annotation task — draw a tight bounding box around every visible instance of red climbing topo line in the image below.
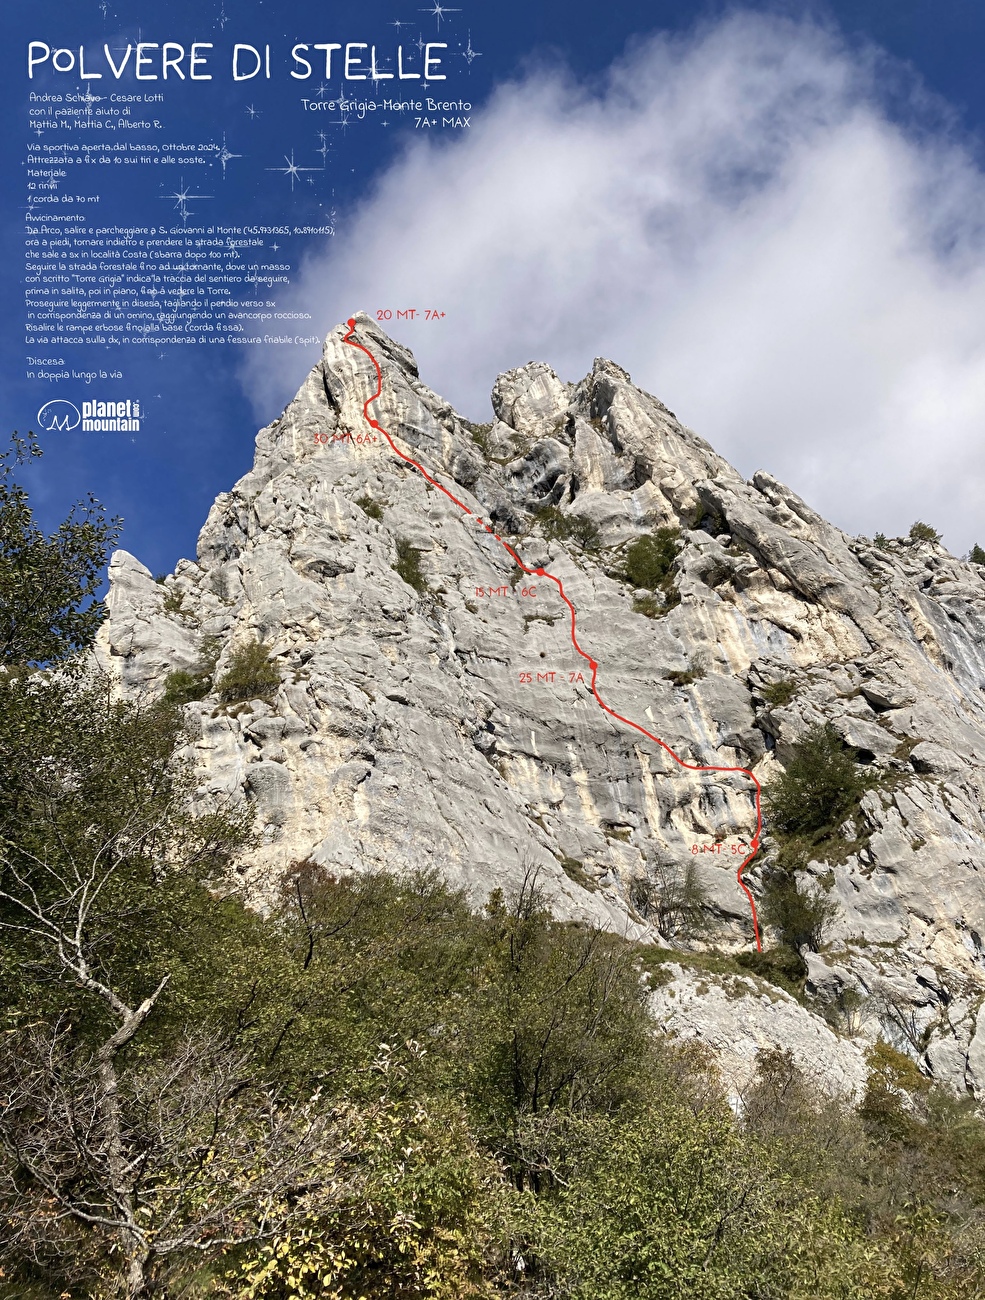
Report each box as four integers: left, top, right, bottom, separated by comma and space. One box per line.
342, 318, 763, 950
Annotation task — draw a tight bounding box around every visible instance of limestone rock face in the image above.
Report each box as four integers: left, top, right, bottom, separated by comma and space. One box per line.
97, 312, 985, 1095
649, 964, 870, 1103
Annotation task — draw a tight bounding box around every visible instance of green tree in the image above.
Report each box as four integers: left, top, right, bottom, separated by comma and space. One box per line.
161, 634, 221, 706
622, 529, 680, 590
764, 723, 868, 839
621, 530, 682, 617
356, 493, 384, 521
0, 432, 121, 667
761, 678, 797, 708
227, 1078, 503, 1300
511, 1075, 890, 1300
216, 637, 282, 703
761, 875, 838, 953
909, 521, 942, 545
263, 868, 653, 1144
532, 505, 600, 552
969, 543, 985, 566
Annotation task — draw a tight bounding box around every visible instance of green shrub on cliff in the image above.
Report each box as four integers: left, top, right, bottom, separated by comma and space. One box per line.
764, 723, 868, 839
216, 637, 282, 703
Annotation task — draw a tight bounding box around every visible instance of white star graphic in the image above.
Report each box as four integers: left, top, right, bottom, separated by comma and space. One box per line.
266, 150, 320, 191
162, 184, 212, 222
420, 3, 460, 28
460, 31, 482, 66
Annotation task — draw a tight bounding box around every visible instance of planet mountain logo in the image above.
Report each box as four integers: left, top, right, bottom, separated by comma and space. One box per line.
82, 399, 141, 432
36, 400, 80, 431
35, 399, 142, 433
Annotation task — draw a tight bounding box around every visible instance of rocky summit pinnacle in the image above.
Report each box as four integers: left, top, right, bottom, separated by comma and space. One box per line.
97, 311, 985, 1101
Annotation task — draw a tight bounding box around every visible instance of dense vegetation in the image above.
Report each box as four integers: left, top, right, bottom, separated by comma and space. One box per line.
531, 505, 600, 552
3, 450, 985, 1297
753, 723, 871, 986
765, 723, 869, 843
622, 529, 680, 591
393, 536, 429, 594
909, 521, 943, 545
620, 529, 682, 617
216, 638, 282, 704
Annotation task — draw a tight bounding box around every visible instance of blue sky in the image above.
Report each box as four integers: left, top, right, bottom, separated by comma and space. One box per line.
5, 0, 985, 568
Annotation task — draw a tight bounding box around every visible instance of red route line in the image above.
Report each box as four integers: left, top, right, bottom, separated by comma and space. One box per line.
342, 318, 763, 950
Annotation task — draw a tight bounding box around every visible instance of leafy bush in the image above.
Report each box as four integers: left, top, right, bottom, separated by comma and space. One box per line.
558, 856, 597, 892
873, 532, 891, 550
161, 668, 211, 707
622, 529, 682, 618
532, 505, 600, 552
215, 638, 281, 704
909, 520, 942, 545
510, 1073, 911, 1300
228, 1089, 501, 1300
394, 536, 428, 593
760, 725, 867, 963
569, 517, 601, 551
761, 678, 797, 708
764, 723, 869, 839
736, 945, 807, 993
477, 875, 651, 1126
161, 638, 220, 707
859, 1040, 932, 1142
761, 874, 839, 953
356, 494, 384, 521
622, 529, 680, 590
812, 982, 868, 1034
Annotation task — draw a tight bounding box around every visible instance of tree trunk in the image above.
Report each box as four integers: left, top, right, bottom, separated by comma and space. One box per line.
93, 980, 168, 1295
97, 1049, 148, 1296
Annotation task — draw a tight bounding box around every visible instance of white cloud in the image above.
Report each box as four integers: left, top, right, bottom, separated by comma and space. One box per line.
249, 11, 985, 552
